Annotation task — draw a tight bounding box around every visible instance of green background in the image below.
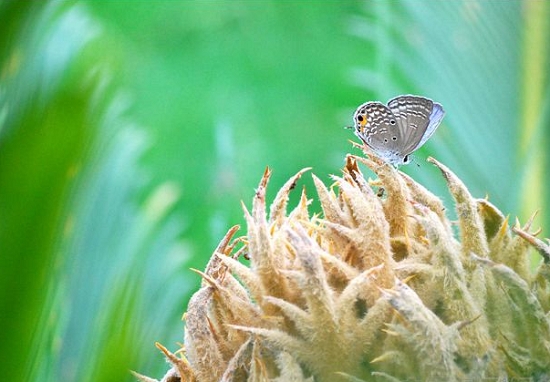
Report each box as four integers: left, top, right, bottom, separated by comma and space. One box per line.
1, 1, 549, 381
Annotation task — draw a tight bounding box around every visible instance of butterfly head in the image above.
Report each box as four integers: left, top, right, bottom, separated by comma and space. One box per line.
381, 152, 410, 167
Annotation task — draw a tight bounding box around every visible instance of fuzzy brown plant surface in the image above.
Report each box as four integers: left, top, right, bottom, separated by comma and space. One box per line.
136, 154, 550, 382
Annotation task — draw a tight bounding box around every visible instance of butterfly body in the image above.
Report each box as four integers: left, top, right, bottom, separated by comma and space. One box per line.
353, 95, 445, 166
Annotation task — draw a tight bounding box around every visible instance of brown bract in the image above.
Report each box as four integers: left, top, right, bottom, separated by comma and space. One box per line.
138, 155, 550, 382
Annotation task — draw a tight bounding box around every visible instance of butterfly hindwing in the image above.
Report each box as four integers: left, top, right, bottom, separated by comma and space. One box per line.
353, 101, 402, 157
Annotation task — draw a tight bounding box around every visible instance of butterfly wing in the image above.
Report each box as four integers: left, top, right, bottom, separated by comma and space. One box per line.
353, 101, 405, 164
415, 101, 445, 150
387, 95, 439, 156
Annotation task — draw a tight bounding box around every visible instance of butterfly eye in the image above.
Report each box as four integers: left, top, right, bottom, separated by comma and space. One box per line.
357, 115, 364, 122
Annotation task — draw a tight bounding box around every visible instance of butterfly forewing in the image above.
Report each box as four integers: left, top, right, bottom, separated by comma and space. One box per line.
387, 95, 434, 155
414, 102, 445, 150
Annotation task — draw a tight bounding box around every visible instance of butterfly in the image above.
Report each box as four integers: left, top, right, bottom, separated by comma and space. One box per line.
352, 95, 445, 166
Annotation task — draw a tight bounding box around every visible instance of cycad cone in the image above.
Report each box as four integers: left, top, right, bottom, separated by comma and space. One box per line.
139, 154, 550, 382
